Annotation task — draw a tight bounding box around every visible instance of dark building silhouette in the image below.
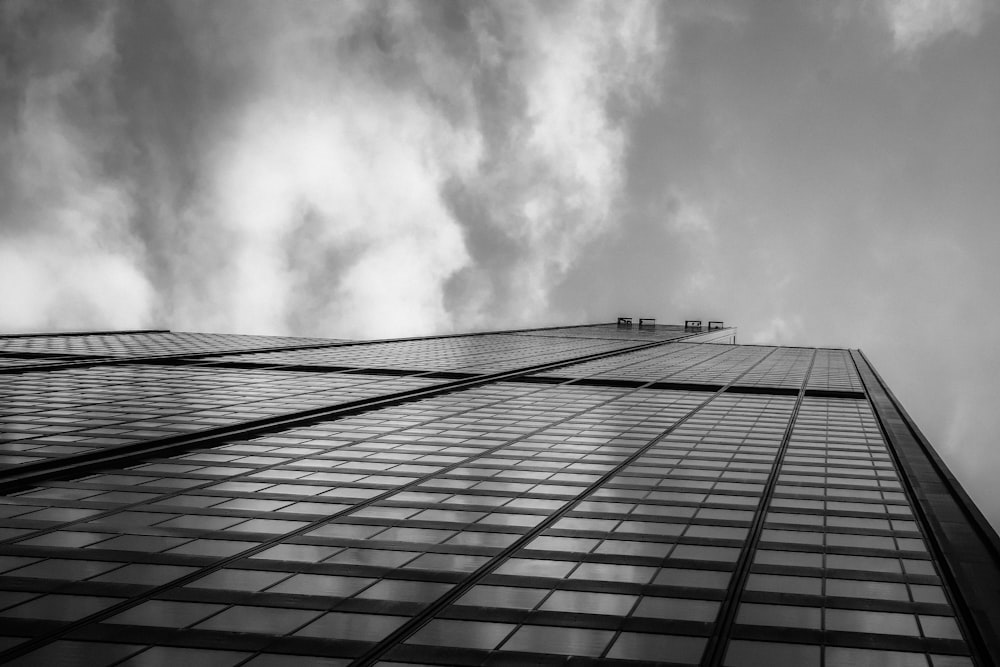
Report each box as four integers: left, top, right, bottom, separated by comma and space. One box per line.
0, 322, 997, 666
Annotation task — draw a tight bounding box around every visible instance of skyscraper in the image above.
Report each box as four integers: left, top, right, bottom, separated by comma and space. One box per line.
0, 322, 996, 666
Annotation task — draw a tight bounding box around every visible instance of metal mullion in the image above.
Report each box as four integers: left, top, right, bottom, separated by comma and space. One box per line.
667, 345, 780, 388
1, 373, 583, 549
851, 350, 995, 666
0, 340, 369, 375
565, 340, 733, 385
0, 360, 344, 412
0, 376, 606, 550
637, 344, 750, 387
0, 323, 719, 376
0, 375, 660, 662
0, 365, 400, 471
0, 335, 688, 492
533, 340, 735, 388
700, 348, 818, 667
0, 329, 170, 339
0, 327, 734, 663
350, 347, 782, 667
0, 323, 623, 375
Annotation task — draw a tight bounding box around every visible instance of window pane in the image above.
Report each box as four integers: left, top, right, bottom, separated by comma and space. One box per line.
501, 625, 614, 657
724, 640, 820, 667
455, 585, 548, 610
608, 633, 706, 664
540, 590, 638, 615
407, 619, 516, 649
633, 596, 719, 622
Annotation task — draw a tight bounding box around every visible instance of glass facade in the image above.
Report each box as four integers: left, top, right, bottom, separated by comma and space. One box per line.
0, 323, 992, 666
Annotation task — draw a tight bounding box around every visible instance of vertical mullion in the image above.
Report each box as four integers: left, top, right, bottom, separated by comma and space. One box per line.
350, 348, 784, 667
701, 349, 818, 667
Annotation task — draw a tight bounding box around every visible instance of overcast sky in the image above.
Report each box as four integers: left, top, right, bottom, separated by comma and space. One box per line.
2, 0, 1000, 529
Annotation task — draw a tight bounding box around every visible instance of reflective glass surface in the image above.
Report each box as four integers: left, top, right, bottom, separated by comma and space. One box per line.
0, 331, 975, 666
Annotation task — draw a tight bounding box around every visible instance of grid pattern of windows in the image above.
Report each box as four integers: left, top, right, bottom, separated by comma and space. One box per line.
514, 323, 705, 342
723, 398, 970, 666
0, 383, 705, 663
735, 347, 814, 389
538, 344, 777, 386
535, 343, 734, 382
403, 393, 797, 665
549, 346, 837, 392
0, 366, 440, 466
806, 350, 864, 392
0, 356, 77, 369
200, 334, 639, 373
660, 346, 776, 386
0, 328, 982, 666
0, 332, 338, 358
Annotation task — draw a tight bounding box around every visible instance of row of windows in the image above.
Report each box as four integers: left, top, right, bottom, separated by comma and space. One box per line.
807, 349, 865, 392
536, 343, 734, 381
724, 640, 971, 667
0, 369, 442, 466
0, 377, 975, 665
515, 323, 697, 342
0, 637, 969, 667
201, 334, 638, 373
0, 355, 65, 368
662, 347, 780, 386
0, 382, 719, 663
736, 348, 814, 389
726, 397, 968, 664
0, 331, 335, 358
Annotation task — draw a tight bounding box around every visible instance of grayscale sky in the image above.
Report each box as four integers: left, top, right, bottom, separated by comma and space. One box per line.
2, 1, 1000, 529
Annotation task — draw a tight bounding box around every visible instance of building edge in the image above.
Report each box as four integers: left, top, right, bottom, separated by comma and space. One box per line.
852, 349, 1000, 666
0, 329, 171, 338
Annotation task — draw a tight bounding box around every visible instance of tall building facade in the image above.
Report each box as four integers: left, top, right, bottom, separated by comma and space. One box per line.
0, 322, 997, 666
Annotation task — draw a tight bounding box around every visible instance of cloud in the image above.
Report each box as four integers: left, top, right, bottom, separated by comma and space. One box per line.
164, 8, 481, 338
0, 3, 155, 331
881, 0, 990, 52
662, 191, 719, 295
0, 1, 666, 338
445, 3, 665, 328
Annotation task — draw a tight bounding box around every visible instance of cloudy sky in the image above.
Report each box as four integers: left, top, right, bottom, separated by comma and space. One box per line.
2, 1, 999, 528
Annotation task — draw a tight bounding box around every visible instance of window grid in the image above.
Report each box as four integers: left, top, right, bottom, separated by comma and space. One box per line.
0, 366, 441, 466
722, 397, 971, 667
199, 334, 639, 373
0, 332, 339, 358
806, 350, 865, 392
736, 348, 814, 389
514, 323, 704, 342
0, 332, 979, 667
0, 383, 705, 662
407, 393, 798, 664
539, 345, 781, 388
533, 343, 734, 382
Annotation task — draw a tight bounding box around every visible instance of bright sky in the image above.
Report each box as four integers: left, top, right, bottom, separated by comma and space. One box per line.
2, 1, 999, 529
